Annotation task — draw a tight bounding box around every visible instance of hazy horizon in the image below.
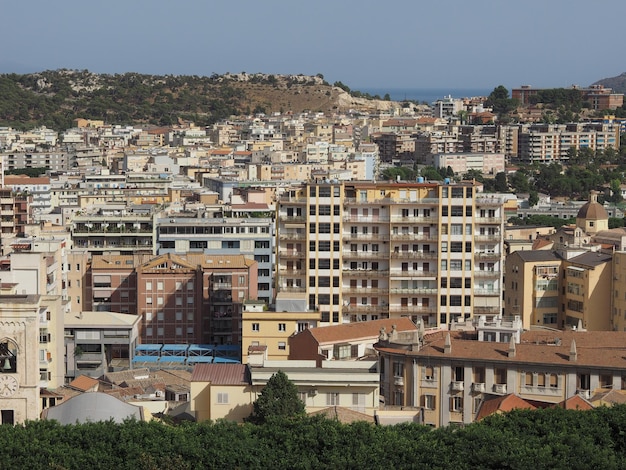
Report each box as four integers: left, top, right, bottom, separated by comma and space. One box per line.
1, 0, 624, 90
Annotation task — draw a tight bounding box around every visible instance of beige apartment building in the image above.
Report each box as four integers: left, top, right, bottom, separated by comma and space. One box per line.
376, 318, 626, 427
276, 180, 505, 329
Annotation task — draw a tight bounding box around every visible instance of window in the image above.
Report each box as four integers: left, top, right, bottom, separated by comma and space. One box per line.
450, 396, 463, 412
217, 393, 229, 404
252, 323, 260, 332
424, 365, 434, 381
423, 394, 436, 410
278, 323, 286, 332
278, 342, 286, 350
525, 372, 533, 386
326, 392, 340, 406
146, 281, 152, 291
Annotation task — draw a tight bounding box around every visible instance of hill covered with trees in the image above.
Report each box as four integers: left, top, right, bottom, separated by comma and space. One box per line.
0, 70, 395, 131
2, 406, 626, 469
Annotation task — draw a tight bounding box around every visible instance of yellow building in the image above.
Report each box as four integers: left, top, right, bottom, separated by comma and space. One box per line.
562, 253, 612, 330
276, 181, 506, 328
504, 251, 561, 329
612, 252, 626, 332
241, 301, 320, 363
190, 364, 254, 422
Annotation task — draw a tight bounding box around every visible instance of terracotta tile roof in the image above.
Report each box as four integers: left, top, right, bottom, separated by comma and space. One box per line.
376, 330, 626, 370
590, 389, 626, 405
68, 375, 100, 392
532, 238, 553, 250
4, 176, 51, 185
305, 318, 418, 345
308, 406, 375, 424
556, 395, 594, 410
191, 364, 250, 385
476, 394, 535, 421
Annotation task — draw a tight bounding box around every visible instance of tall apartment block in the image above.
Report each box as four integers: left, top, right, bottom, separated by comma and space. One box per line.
276, 181, 505, 328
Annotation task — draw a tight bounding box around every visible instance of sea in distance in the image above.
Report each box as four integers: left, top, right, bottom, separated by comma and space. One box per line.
358, 87, 493, 104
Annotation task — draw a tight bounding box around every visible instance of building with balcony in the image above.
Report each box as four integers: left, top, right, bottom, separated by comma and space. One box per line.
276, 181, 505, 329
63, 309, 140, 381
375, 320, 626, 427
87, 253, 258, 347
157, 213, 274, 304
70, 207, 156, 255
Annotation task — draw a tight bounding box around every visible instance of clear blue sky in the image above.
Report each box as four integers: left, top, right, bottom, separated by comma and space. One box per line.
1, 0, 624, 91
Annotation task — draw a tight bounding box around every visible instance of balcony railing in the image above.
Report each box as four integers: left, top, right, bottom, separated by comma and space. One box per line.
342, 304, 389, 313
389, 270, 437, 278
394, 375, 404, 386
342, 269, 390, 278
474, 217, 502, 224
279, 215, 306, 223
474, 270, 500, 278
493, 383, 507, 394
342, 287, 389, 295
391, 251, 437, 259
474, 252, 501, 260
342, 251, 388, 259
389, 288, 438, 295
343, 233, 390, 241
472, 383, 486, 393
391, 233, 438, 241
451, 381, 464, 392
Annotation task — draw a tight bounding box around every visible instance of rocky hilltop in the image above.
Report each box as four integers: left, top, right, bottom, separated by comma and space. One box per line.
0, 70, 400, 130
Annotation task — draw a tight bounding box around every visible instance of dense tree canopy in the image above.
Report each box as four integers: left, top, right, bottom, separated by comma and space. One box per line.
248, 370, 305, 424
2, 406, 626, 468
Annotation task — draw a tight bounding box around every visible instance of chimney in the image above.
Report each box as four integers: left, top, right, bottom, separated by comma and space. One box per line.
508, 336, 516, 358
444, 333, 452, 354
569, 339, 577, 362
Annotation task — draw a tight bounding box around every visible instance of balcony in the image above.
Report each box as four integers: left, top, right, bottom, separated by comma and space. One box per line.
391, 251, 437, 259
343, 216, 390, 223
342, 269, 390, 278
343, 233, 390, 241
389, 288, 437, 295
279, 232, 306, 240
451, 381, 464, 392
279, 215, 306, 223
343, 251, 387, 259
474, 306, 501, 315
493, 383, 507, 394
474, 289, 500, 296
280, 250, 304, 259
391, 233, 437, 241
474, 217, 502, 224
474, 252, 501, 261
389, 270, 437, 278
343, 304, 389, 314
472, 383, 486, 393
342, 287, 389, 295
278, 286, 306, 293
390, 216, 439, 224
474, 234, 500, 242
474, 270, 500, 278
577, 389, 591, 400
394, 375, 404, 386
389, 305, 437, 315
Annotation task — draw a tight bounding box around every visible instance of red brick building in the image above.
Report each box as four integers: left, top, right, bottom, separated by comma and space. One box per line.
87, 253, 258, 345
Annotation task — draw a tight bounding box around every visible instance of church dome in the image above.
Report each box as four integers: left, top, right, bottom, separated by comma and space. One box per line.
576, 201, 608, 220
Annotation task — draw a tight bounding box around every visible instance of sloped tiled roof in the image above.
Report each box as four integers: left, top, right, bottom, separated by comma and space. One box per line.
191, 364, 250, 385
476, 394, 535, 421
308, 406, 375, 424
376, 329, 626, 370
305, 317, 418, 345
68, 375, 100, 392
556, 394, 594, 410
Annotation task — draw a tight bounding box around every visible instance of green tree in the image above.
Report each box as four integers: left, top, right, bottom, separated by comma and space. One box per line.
248, 370, 305, 424
494, 172, 508, 192
528, 189, 539, 207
